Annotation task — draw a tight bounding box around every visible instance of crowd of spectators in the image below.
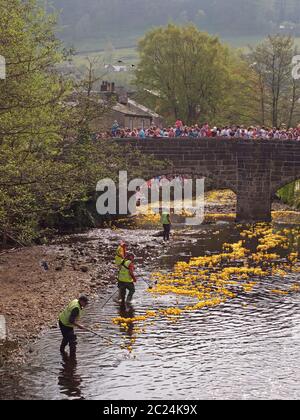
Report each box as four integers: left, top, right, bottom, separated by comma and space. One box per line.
94, 119, 300, 140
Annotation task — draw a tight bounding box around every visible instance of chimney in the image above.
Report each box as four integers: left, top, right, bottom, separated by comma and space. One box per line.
100, 81, 118, 102
116, 86, 128, 105
101, 81, 108, 92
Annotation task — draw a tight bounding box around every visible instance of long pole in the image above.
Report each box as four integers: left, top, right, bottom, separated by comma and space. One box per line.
84, 326, 114, 344
139, 276, 157, 289
100, 288, 119, 309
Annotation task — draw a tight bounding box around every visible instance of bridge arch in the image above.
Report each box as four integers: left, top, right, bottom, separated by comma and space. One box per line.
142, 170, 238, 195
117, 138, 300, 222
271, 176, 300, 196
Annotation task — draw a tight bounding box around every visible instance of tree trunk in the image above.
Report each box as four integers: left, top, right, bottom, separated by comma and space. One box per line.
288, 81, 297, 128
2, 231, 7, 247
187, 104, 197, 125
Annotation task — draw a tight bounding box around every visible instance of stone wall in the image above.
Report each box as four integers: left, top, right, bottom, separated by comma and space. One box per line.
114, 138, 300, 222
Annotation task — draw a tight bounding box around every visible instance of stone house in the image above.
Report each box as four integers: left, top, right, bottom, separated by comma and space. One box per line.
96, 81, 164, 131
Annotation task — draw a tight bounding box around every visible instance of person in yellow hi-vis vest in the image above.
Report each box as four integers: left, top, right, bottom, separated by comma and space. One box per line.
115, 240, 127, 266
161, 211, 171, 241
58, 295, 89, 358
118, 253, 137, 303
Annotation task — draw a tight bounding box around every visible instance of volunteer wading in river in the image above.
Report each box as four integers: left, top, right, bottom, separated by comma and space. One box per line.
161, 211, 171, 242
117, 253, 138, 304
115, 241, 138, 303
115, 240, 127, 266
58, 295, 89, 358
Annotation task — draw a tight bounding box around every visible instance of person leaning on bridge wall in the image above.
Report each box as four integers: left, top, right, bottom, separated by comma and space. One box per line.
97, 121, 300, 140
111, 120, 120, 137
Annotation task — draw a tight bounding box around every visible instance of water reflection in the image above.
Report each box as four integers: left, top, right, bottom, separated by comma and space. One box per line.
118, 302, 135, 337
58, 353, 83, 400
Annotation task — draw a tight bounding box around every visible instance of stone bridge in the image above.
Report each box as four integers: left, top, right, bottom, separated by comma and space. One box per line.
115, 138, 300, 222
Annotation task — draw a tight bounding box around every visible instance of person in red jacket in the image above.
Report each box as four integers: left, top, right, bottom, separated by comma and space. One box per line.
175, 119, 183, 129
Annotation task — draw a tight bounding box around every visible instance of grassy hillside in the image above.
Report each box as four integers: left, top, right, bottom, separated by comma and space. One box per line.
52, 0, 300, 49
70, 34, 300, 91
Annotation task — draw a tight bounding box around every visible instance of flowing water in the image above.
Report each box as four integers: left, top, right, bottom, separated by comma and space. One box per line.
0, 222, 300, 400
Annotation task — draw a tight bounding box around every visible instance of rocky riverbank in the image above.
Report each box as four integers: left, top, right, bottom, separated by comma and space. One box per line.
0, 228, 164, 366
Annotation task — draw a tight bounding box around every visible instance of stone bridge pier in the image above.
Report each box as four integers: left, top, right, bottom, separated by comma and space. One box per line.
115, 138, 300, 222
236, 142, 273, 222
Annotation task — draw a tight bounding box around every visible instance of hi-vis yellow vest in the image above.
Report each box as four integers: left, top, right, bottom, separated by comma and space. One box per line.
59, 299, 83, 328
118, 260, 132, 283
161, 212, 170, 225
115, 245, 125, 266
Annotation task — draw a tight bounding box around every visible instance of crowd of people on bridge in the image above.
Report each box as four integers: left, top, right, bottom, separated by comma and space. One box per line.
94, 119, 300, 141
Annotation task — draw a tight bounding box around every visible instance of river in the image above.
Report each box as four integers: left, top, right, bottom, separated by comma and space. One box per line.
0, 220, 299, 400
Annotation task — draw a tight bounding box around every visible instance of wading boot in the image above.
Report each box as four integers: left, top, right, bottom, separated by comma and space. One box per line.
69, 337, 77, 360
60, 338, 68, 354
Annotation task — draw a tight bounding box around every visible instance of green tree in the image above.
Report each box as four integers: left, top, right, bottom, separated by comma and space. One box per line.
0, 0, 73, 244
0, 0, 163, 245
135, 24, 235, 124
248, 35, 300, 127
216, 51, 263, 126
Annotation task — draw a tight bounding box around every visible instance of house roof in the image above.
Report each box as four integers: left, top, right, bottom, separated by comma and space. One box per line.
104, 64, 128, 72
112, 102, 151, 118
127, 99, 161, 119
67, 89, 163, 120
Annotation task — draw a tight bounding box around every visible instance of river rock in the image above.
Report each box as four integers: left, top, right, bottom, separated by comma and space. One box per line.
0, 315, 6, 340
